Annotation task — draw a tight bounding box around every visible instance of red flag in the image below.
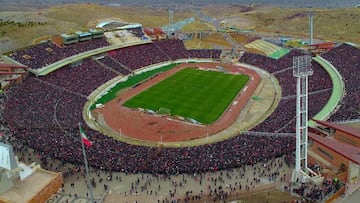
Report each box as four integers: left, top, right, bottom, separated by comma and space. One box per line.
79, 126, 92, 147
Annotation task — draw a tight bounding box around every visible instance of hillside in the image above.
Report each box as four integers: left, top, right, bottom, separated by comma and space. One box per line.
1, 3, 359, 53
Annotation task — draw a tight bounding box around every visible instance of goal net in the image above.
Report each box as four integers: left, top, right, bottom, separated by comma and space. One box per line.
158, 107, 171, 115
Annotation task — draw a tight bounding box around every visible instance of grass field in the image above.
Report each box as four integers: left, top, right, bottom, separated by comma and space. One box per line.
124, 68, 249, 124
90, 63, 177, 110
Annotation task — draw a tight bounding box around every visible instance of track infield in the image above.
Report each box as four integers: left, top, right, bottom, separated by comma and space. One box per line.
123, 68, 250, 125
94, 62, 262, 145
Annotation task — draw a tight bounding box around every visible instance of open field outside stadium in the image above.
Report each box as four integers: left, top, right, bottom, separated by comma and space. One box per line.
123, 68, 250, 125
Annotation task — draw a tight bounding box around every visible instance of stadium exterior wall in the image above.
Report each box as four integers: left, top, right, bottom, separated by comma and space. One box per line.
335, 131, 360, 148
311, 142, 350, 178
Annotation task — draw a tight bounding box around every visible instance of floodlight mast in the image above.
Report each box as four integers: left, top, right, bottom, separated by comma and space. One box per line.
292, 55, 313, 182
168, 10, 174, 25
308, 12, 314, 45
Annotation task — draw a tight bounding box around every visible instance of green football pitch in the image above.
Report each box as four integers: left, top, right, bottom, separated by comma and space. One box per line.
123, 68, 250, 124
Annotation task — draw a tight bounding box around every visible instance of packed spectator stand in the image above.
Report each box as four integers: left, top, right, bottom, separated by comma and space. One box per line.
239, 49, 333, 133
187, 49, 222, 59
154, 39, 189, 60
2, 37, 359, 179
2, 38, 295, 176
321, 44, 360, 121
8, 38, 109, 69
108, 43, 170, 70
153, 39, 222, 60
3, 71, 296, 174
97, 56, 131, 75
39, 59, 117, 96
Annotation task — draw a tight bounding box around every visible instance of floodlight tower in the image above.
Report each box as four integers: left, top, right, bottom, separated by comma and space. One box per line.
308, 12, 314, 45
291, 55, 313, 182
168, 9, 174, 25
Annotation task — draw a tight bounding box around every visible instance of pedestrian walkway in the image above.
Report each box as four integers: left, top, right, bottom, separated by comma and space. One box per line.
46, 156, 294, 203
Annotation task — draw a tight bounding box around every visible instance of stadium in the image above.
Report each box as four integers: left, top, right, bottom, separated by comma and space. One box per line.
0, 4, 360, 203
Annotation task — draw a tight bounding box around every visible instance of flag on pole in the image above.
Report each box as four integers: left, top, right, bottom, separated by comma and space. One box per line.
79, 125, 92, 147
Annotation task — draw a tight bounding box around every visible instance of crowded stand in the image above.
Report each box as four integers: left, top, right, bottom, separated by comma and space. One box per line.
62, 38, 109, 57
3, 39, 340, 174
187, 49, 222, 59
9, 41, 63, 69
4, 74, 296, 174
0, 92, 11, 139
276, 90, 332, 133
3, 53, 296, 174
252, 98, 296, 133
55, 93, 87, 129
6, 120, 296, 175
108, 43, 170, 70
307, 62, 333, 93
273, 61, 332, 97
8, 38, 109, 69
1, 39, 276, 176
154, 39, 189, 60
39, 59, 117, 96
5, 77, 68, 129
4, 76, 87, 129
2, 12, 359, 200
240, 49, 333, 132
321, 44, 360, 121
239, 50, 307, 74
239, 52, 275, 71
97, 56, 131, 75
153, 39, 222, 60
9, 38, 221, 73
3, 37, 355, 203
3, 78, 296, 174
240, 50, 332, 97
4, 122, 294, 203
251, 90, 330, 133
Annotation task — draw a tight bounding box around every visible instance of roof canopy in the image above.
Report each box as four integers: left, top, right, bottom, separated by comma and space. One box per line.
309, 133, 360, 165
313, 120, 360, 139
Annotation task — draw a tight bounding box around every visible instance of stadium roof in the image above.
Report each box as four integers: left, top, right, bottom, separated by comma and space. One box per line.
118, 23, 142, 29
61, 33, 77, 38
96, 20, 125, 28
96, 20, 142, 30
313, 120, 360, 139
309, 133, 360, 165
75, 31, 92, 37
